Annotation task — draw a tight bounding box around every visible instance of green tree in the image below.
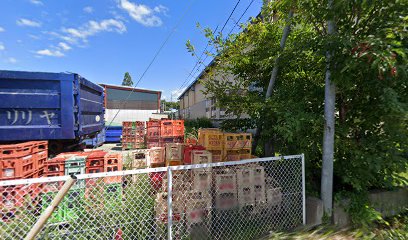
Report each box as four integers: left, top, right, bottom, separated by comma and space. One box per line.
188, 0, 408, 223
122, 72, 133, 86
161, 100, 180, 111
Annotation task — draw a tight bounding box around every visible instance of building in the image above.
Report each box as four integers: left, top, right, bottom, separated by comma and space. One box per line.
177, 60, 243, 122
100, 84, 163, 125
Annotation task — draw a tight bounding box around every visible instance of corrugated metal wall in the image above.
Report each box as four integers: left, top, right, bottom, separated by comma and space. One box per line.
106, 88, 158, 110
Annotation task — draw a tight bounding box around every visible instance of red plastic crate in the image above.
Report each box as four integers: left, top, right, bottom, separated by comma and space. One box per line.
81, 150, 107, 160
149, 172, 165, 191
24, 167, 44, 179
147, 120, 161, 128
146, 138, 160, 149
0, 183, 43, 211
183, 145, 206, 165
43, 157, 65, 177
122, 121, 145, 130
172, 120, 185, 137
122, 142, 144, 150
173, 136, 184, 143
160, 137, 176, 145
104, 153, 122, 183
86, 166, 104, 174
122, 135, 144, 143
0, 142, 35, 160
0, 155, 36, 180
35, 150, 48, 170
185, 138, 198, 145
86, 158, 104, 167
160, 120, 174, 137
147, 126, 160, 138
32, 141, 48, 153
122, 128, 145, 136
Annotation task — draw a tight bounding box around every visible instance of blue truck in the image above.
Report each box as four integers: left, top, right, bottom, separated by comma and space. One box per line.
0, 70, 105, 154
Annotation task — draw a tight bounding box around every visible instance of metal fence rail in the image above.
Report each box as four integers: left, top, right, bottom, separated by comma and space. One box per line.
0, 155, 305, 240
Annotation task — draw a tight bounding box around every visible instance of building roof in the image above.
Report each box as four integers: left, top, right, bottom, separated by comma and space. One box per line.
177, 12, 264, 101
99, 83, 162, 95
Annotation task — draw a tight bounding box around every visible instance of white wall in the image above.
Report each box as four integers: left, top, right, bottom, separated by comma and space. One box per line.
105, 109, 160, 125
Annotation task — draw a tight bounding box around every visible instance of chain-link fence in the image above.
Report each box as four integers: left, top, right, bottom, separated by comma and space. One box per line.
0, 154, 305, 240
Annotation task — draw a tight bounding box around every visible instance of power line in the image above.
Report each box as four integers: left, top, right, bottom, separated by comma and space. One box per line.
84, 0, 196, 155
176, 0, 244, 99
220, 0, 241, 33
177, 26, 219, 93
105, 0, 196, 128
228, 0, 255, 36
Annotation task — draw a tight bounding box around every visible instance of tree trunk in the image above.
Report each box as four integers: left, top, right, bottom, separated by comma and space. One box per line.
253, 10, 294, 154
321, 0, 336, 217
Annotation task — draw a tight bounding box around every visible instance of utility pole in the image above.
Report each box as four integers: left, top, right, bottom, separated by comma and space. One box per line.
171, 94, 174, 120
321, 0, 336, 217
252, 8, 294, 155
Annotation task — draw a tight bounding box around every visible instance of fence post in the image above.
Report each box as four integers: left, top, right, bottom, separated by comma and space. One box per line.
167, 167, 173, 240
301, 154, 306, 225
25, 175, 77, 240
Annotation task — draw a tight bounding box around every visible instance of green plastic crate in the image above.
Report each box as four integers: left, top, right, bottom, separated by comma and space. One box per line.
40, 188, 85, 223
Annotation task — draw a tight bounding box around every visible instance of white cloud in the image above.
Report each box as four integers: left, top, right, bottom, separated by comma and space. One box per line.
58, 42, 71, 51
36, 49, 64, 57
7, 57, 17, 63
30, 0, 43, 5
83, 6, 93, 13
63, 19, 126, 41
17, 18, 42, 27
0, 43, 5, 51
118, 0, 165, 27
154, 5, 168, 14
0, 27, 5, 32
28, 34, 41, 40
39, 19, 126, 57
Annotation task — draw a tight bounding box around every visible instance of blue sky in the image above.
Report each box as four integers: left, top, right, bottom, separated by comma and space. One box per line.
0, 0, 263, 100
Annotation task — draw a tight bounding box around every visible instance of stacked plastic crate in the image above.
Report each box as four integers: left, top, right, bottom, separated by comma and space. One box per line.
236, 168, 255, 209
214, 172, 238, 210
130, 149, 149, 169
238, 133, 252, 160
0, 141, 48, 180
165, 143, 184, 166
104, 153, 123, 184
83, 150, 107, 174
146, 120, 161, 148
160, 120, 184, 146
122, 121, 145, 150
198, 129, 253, 162
146, 120, 185, 148
191, 150, 212, 195
0, 141, 48, 221
41, 184, 85, 223
197, 129, 223, 162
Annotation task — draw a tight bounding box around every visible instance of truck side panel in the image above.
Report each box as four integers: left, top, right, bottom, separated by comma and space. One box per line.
0, 70, 104, 141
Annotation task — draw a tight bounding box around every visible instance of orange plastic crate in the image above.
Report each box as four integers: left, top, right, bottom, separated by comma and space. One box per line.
172, 120, 185, 137
160, 120, 174, 137
0, 155, 36, 180
104, 153, 123, 184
